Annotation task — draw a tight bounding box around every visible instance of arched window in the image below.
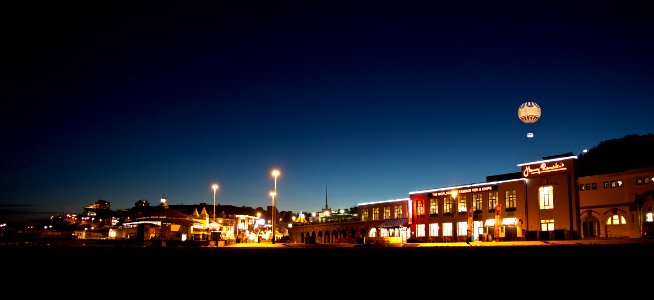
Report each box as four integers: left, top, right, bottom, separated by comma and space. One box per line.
368, 228, 377, 237
606, 214, 626, 225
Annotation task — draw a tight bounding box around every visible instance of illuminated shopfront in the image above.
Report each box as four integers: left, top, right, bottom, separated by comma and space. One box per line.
409, 154, 580, 242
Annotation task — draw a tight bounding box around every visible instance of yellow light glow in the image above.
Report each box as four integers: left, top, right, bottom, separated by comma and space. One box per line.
212, 184, 219, 191
451, 190, 458, 199
270, 191, 276, 197
271, 169, 280, 177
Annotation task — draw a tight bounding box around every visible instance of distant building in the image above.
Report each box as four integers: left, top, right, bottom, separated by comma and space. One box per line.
578, 167, 654, 238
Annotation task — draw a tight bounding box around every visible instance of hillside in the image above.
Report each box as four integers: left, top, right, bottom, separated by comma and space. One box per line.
577, 133, 654, 176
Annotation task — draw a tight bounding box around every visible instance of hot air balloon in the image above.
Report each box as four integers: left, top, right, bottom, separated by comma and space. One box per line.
518, 101, 541, 138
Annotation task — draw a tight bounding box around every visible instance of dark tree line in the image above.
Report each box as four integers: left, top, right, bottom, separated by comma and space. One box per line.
577, 133, 654, 176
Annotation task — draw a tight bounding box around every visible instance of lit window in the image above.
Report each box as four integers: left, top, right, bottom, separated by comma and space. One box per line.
430, 199, 438, 215
443, 222, 453, 237
383, 207, 391, 219
429, 223, 439, 237
416, 200, 425, 216
539, 186, 554, 209
457, 222, 467, 236
606, 214, 626, 225
458, 196, 467, 213
368, 228, 377, 237
540, 219, 554, 231
416, 224, 426, 237
488, 192, 498, 211
474, 221, 483, 236
444, 198, 453, 214
473, 193, 483, 211
505, 190, 516, 209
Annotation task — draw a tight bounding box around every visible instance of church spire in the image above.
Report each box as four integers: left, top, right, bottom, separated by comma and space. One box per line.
324, 183, 329, 210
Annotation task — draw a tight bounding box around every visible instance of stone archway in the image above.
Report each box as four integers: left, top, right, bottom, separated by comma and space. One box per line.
581, 210, 600, 238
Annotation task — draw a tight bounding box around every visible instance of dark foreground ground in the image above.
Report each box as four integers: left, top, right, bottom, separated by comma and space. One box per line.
3, 240, 653, 292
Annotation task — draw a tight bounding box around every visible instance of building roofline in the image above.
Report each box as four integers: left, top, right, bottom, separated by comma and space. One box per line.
409, 178, 526, 195
517, 155, 577, 167
357, 198, 410, 206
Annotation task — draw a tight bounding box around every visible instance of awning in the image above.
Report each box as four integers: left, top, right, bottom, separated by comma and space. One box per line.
378, 218, 409, 228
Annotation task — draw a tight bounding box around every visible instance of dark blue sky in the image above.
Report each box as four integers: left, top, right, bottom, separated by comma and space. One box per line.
2, 1, 653, 222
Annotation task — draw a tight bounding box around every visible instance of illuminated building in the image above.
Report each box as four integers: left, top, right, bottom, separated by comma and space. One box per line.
357, 198, 410, 244
287, 153, 654, 244
578, 167, 654, 238
409, 154, 654, 242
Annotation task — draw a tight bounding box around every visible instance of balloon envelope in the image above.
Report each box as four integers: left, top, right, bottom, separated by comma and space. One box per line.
518, 101, 541, 124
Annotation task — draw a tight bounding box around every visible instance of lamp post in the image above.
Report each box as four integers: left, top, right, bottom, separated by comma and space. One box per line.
451, 190, 458, 243
212, 184, 219, 223
271, 169, 280, 244
269, 191, 276, 243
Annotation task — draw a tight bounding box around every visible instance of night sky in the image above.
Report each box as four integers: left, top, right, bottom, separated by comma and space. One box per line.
2, 1, 653, 222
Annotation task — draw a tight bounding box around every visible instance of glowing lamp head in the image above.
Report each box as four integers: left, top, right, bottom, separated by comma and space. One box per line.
271, 169, 280, 177
212, 184, 219, 191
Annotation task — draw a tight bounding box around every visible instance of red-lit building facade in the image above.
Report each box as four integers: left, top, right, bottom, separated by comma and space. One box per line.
407, 155, 654, 242
409, 177, 529, 242
292, 154, 654, 244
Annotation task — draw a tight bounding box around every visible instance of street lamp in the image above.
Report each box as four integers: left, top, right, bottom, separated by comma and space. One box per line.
269, 191, 276, 243
212, 184, 219, 223
451, 190, 458, 243
271, 169, 280, 244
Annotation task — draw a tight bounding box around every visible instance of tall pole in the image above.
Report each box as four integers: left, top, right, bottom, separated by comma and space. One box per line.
451, 190, 458, 243
212, 184, 219, 223
270, 191, 276, 243
271, 169, 280, 244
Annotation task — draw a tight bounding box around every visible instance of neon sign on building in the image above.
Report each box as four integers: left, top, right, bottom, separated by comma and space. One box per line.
431, 185, 495, 197
522, 162, 567, 177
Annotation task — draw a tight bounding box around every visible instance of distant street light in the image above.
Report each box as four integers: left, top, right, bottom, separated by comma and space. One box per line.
271, 169, 280, 244
212, 184, 219, 223
269, 191, 276, 242
451, 190, 458, 243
